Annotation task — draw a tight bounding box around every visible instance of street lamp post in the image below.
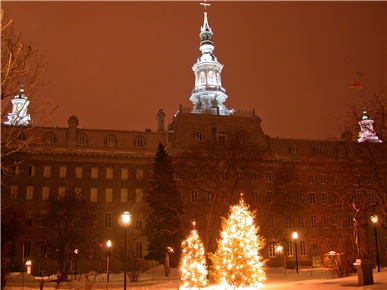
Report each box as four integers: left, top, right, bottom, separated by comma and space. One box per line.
121, 211, 131, 290
106, 240, 112, 286
370, 215, 380, 272
74, 249, 78, 279
292, 232, 299, 274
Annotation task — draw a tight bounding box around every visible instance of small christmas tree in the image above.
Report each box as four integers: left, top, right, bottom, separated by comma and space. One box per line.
210, 194, 266, 288
179, 222, 208, 289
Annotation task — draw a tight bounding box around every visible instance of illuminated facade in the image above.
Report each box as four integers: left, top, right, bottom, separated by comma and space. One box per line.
2, 6, 386, 277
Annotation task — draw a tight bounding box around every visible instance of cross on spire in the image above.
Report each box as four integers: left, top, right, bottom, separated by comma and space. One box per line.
200, 0, 210, 11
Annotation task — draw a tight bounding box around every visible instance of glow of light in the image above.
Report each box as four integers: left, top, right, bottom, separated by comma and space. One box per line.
370, 215, 378, 223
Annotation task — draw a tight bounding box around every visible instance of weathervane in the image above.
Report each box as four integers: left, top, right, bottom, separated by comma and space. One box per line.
200, 0, 210, 11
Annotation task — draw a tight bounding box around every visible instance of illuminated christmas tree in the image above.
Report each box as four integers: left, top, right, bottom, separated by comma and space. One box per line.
179, 222, 208, 289
210, 195, 266, 289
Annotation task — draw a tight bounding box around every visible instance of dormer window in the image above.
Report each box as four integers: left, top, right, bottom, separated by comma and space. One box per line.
44, 132, 56, 144
105, 135, 116, 148
195, 131, 203, 141
78, 134, 88, 146
291, 145, 299, 154
135, 137, 145, 148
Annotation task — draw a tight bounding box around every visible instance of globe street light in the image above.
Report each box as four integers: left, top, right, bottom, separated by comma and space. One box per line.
74, 248, 78, 279
121, 211, 131, 290
292, 232, 299, 274
370, 215, 380, 272
106, 240, 112, 287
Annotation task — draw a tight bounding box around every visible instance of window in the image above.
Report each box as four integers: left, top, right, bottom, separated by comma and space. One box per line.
26, 186, 34, 200
251, 172, 257, 182
207, 70, 214, 84
332, 176, 338, 185
195, 131, 203, 141
28, 165, 35, 177
43, 165, 51, 177
300, 240, 306, 256
378, 175, 384, 185
309, 192, 316, 205
191, 190, 198, 202
91, 167, 98, 179
297, 192, 303, 204
265, 171, 272, 182
58, 187, 66, 198
218, 130, 226, 143
367, 176, 372, 185
207, 191, 212, 203
336, 214, 341, 228
287, 240, 293, 256
136, 188, 143, 203
136, 137, 144, 148
106, 167, 113, 179
222, 191, 228, 202
308, 174, 314, 184
269, 241, 276, 257
357, 192, 363, 204
199, 71, 206, 84
121, 168, 128, 180
206, 170, 213, 181
291, 145, 299, 154
311, 215, 317, 228
42, 186, 50, 200
346, 192, 352, 204
75, 166, 83, 179
368, 192, 375, 204
59, 166, 67, 178
239, 133, 246, 143
266, 190, 273, 199
136, 169, 143, 181
45, 132, 55, 144
105, 188, 113, 203
90, 212, 97, 227
295, 174, 301, 184
320, 174, 326, 184
41, 212, 48, 228
268, 216, 274, 228
10, 185, 18, 199
312, 239, 318, 249
90, 188, 98, 202
39, 241, 47, 258
121, 188, 128, 203
174, 170, 182, 180
26, 212, 32, 227
106, 135, 116, 147
135, 242, 143, 259
284, 192, 290, 204
347, 214, 354, 228
285, 216, 291, 228
315, 146, 322, 154
253, 190, 258, 203
78, 134, 88, 146
323, 215, 330, 228
338, 147, 345, 156
10, 165, 19, 175
322, 192, 328, 204
104, 213, 112, 228
298, 215, 304, 228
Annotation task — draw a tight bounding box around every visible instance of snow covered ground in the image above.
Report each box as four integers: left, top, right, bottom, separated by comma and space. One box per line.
5, 266, 387, 289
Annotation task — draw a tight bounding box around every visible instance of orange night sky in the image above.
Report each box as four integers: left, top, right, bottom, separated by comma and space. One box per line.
2, 1, 386, 139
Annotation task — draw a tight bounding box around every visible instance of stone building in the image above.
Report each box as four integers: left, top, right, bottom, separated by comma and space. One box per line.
2, 7, 386, 277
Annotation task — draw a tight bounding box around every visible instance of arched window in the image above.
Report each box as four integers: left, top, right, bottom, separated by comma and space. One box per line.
200, 71, 206, 85
208, 70, 214, 84
44, 132, 56, 144
105, 135, 116, 147
135, 137, 145, 148
218, 130, 226, 143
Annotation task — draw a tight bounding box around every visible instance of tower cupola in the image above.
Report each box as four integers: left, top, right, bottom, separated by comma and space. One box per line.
4, 84, 31, 126
189, 3, 233, 116
357, 108, 382, 143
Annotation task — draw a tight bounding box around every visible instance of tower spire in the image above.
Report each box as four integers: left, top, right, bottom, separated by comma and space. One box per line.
189, 2, 233, 115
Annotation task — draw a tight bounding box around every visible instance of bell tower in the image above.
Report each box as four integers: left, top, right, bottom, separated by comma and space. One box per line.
189, 2, 233, 115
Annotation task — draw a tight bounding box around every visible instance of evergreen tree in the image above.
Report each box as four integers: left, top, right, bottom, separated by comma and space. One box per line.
209, 195, 266, 288
144, 143, 184, 268
179, 222, 208, 289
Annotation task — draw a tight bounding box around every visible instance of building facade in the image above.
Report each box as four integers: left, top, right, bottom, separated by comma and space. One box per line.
2, 8, 386, 277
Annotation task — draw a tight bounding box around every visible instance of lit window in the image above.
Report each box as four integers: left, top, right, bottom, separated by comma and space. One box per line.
58, 187, 66, 198
207, 70, 214, 84
43, 165, 51, 177
75, 166, 83, 179
269, 241, 276, 257
136, 188, 143, 203
91, 167, 98, 179
105, 188, 113, 202
199, 71, 206, 85
26, 186, 34, 200
42, 186, 50, 201
121, 168, 128, 180
59, 166, 67, 178
120, 188, 128, 203
300, 240, 306, 256
90, 188, 98, 202
106, 167, 113, 179
287, 240, 293, 256
136, 169, 143, 180
10, 185, 18, 199
28, 165, 35, 177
